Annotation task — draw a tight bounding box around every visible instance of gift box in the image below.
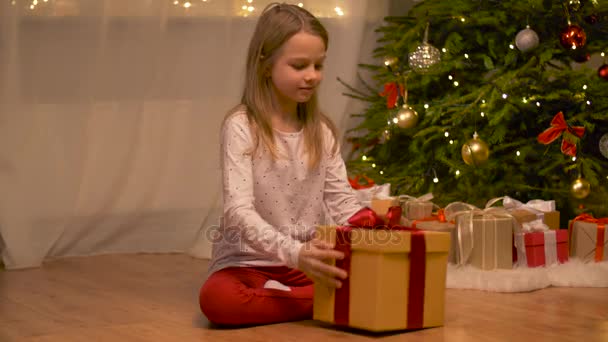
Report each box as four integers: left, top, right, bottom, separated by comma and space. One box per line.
399, 194, 435, 220
464, 215, 514, 270
413, 220, 458, 264
489, 196, 561, 230
313, 225, 450, 332
514, 229, 569, 267
569, 215, 608, 262
371, 197, 400, 221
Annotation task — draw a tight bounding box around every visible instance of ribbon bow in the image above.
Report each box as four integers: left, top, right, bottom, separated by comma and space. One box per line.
348, 175, 375, 190
379, 82, 404, 109
348, 206, 402, 228
537, 111, 585, 157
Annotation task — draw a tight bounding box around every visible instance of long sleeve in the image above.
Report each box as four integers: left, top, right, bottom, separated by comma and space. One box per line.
323, 132, 364, 225
221, 114, 303, 268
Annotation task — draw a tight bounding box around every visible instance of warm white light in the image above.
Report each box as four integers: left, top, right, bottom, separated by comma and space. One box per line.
454, 81, 459, 87
247, 0, 253, 2
481, 112, 485, 117
248, 6, 254, 11
502, 93, 508, 99
464, 53, 469, 59
362, 155, 367, 161
460, 17, 466, 22
442, 48, 447, 53
455, 170, 460, 176
424, 103, 429, 109
392, 118, 399, 124
572, 157, 577, 162
30, 4, 35, 9
509, 44, 515, 49
173, 0, 179, 4
482, 100, 486, 104
334, 6, 344, 16
602, 52, 606, 57
387, 120, 391, 125
516, 151, 521, 156
448, 75, 453, 80
583, 84, 588, 90
298, 2, 303, 7
444, 132, 449, 137
183, 1, 191, 8
242, 5, 247, 9
33, 0, 38, 5
380, 171, 384, 175
522, 97, 528, 103
372, 163, 376, 168
433, 177, 439, 183
536, 102, 541, 107
449, 140, 454, 145
572, 45, 577, 50
587, 100, 591, 105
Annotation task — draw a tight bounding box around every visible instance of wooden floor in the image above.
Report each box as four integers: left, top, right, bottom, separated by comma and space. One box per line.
1, 254, 607, 341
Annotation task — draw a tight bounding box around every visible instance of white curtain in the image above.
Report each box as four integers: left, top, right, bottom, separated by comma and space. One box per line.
0, 0, 393, 269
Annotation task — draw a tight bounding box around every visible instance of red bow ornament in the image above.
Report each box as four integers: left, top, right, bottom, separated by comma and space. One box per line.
537, 111, 585, 157
379, 82, 404, 109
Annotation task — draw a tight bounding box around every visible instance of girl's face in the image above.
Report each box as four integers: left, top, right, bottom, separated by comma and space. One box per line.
269, 31, 326, 116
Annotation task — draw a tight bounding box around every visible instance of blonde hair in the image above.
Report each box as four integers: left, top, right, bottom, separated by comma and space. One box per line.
230, 2, 339, 170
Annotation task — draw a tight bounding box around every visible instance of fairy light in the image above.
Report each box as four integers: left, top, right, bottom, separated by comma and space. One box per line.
464, 53, 469, 59
582, 84, 588, 90
433, 177, 439, 183
602, 52, 605, 57
248, 6, 254, 12
502, 93, 508, 99
242, 5, 247, 9
522, 97, 528, 103
392, 118, 399, 124
572, 45, 577, 50
380, 170, 384, 175
247, 0, 253, 2
298, 2, 303, 7
460, 17, 466, 22
173, 0, 179, 4
509, 44, 515, 49
449, 140, 454, 145
587, 100, 592, 105
453, 81, 459, 87
572, 157, 576, 162
334, 6, 344, 16
481, 112, 485, 117
516, 151, 521, 157
455, 170, 460, 176
362, 155, 367, 161
536, 102, 541, 107
448, 75, 453, 80
444, 131, 449, 137
424, 103, 429, 109
442, 48, 448, 53
372, 163, 376, 168
183, 1, 191, 8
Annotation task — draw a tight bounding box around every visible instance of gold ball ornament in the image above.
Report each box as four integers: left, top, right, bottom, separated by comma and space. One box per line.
461, 132, 490, 166
395, 105, 419, 129
571, 177, 591, 199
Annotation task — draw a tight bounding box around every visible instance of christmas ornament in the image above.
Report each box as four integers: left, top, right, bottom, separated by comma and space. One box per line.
515, 25, 539, 52
560, 24, 587, 50
379, 82, 404, 109
568, 0, 582, 12
598, 64, 608, 80
461, 132, 490, 166
395, 105, 419, 129
599, 133, 608, 159
537, 111, 585, 157
408, 22, 441, 74
571, 177, 591, 199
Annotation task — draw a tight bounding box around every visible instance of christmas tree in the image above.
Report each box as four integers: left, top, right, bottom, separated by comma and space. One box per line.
344, 0, 608, 222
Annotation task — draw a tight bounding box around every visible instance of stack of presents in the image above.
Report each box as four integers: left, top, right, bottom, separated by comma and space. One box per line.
313, 184, 607, 332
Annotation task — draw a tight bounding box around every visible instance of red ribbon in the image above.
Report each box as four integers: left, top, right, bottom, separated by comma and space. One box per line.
568, 213, 608, 262
379, 82, 404, 109
333, 207, 426, 329
348, 175, 375, 190
537, 111, 585, 157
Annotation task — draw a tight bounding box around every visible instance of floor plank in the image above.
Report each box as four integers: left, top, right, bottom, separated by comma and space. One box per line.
0, 254, 606, 341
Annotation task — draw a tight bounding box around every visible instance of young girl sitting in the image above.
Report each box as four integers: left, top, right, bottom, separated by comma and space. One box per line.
199, 2, 364, 327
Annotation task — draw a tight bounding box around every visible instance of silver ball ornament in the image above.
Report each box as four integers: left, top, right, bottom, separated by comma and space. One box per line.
408, 43, 441, 74
600, 133, 608, 159
515, 26, 539, 53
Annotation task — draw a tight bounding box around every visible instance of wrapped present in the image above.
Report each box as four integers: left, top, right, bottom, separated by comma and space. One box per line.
313, 207, 450, 332
371, 196, 400, 221
350, 175, 391, 209
568, 214, 608, 262
445, 202, 515, 270
408, 210, 458, 264
514, 220, 569, 267
398, 193, 435, 220
486, 196, 560, 230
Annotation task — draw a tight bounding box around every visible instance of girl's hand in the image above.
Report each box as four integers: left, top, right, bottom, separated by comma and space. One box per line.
298, 239, 347, 288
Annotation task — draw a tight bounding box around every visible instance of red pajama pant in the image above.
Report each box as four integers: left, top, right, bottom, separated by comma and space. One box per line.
199, 266, 314, 326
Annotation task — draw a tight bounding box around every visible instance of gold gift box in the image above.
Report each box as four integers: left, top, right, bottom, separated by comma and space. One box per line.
371, 197, 400, 220
569, 220, 608, 262
415, 221, 458, 264
511, 209, 560, 230
461, 216, 513, 270
313, 225, 450, 332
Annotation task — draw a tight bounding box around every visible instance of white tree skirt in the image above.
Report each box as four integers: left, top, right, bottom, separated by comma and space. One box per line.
446, 258, 608, 292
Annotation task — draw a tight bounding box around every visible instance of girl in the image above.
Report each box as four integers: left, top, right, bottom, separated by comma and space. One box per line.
199, 3, 364, 327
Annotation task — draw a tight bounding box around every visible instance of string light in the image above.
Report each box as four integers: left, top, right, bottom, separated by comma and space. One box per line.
582, 85, 588, 90
460, 17, 466, 22
502, 93, 508, 99
601, 52, 605, 57
433, 177, 439, 183
482, 100, 486, 104
587, 100, 592, 105
455, 170, 460, 176
372, 163, 376, 168
298, 2, 304, 7
174, 0, 179, 5
442, 48, 448, 53
248, 6, 254, 12
516, 151, 521, 157
448, 75, 453, 80
334, 6, 344, 16
424, 104, 429, 109
509, 44, 515, 49
536, 102, 541, 107
449, 140, 454, 144
362, 155, 367, 161
464, 53, 469, 59
380, 171, 384, 175
444, 131, 449, 137
572, 157, 576, 162
453, 81, 459, 87
183, 1, 191, 8
522, 97, 528, 103
392, 118, 399, 124
481, 112, 485, 117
